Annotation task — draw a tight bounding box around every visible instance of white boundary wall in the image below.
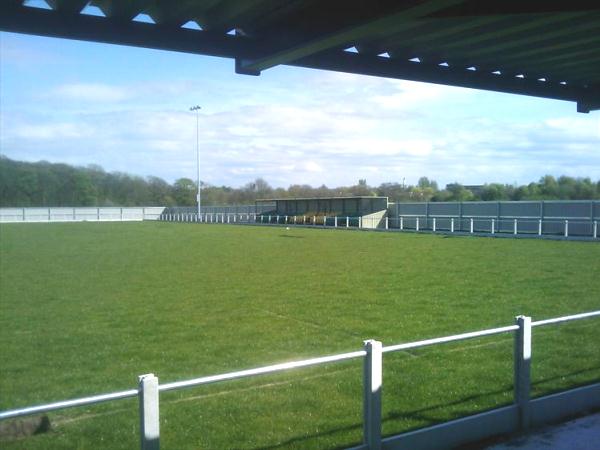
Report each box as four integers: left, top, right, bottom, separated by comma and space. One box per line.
0, 207, 165, 223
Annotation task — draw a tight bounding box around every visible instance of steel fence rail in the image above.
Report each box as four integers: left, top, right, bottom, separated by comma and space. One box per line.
0, 389, 138, 420
382, 324, 520, 354
159, 350, 366, 392
532, 310, 600, 327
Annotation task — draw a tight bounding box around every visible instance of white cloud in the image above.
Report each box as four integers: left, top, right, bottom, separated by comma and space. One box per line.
52, 83, 131, 103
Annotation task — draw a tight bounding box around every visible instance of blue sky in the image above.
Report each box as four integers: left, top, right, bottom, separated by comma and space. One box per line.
1, 30, 598, 188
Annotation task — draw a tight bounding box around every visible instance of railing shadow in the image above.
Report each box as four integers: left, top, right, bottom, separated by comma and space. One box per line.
254, 365, 600, 450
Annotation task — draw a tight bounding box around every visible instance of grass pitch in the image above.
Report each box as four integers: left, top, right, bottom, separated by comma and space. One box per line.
1, 222, 599, 449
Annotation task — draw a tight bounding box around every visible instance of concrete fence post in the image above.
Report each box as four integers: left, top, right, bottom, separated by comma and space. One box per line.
138, 373, 160, 450
538, 219, 542, 236
335, 216, 338, 227
514, 316, 532, 431
416, 217, 419, 231
385, 217, 389, 230
451, 217, 454, 233
564, 220, 569, 237
594, 221, 598, 239
346, 216, 349, 228
432, 217, 436, 232
470, 218, 474, 234
491, 218, 495, 234
363, 340, 382, 450
514, 218, 518, 235
400, 216, 404, 231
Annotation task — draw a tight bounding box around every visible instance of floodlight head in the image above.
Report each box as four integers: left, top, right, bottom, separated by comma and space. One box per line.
189, 105, 202, 111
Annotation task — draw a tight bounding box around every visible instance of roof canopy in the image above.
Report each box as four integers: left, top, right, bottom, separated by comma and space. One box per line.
2, 0, 599, 112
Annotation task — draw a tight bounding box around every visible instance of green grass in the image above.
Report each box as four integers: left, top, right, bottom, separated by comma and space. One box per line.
0, 222, 599, 449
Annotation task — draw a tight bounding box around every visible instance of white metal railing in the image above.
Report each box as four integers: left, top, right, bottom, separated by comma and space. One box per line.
160, 213, 599, 239
1, 310, 598, 450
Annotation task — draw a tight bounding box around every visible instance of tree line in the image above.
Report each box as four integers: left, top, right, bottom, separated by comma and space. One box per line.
1, 156, 599, 207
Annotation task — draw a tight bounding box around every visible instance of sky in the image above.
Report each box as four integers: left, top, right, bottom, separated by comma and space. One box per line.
1, 27, 599, 189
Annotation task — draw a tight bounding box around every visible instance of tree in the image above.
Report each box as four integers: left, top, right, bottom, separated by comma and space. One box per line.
173, 178, 197, 206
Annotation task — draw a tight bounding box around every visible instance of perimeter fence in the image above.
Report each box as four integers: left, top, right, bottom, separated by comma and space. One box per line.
1, 311, 599, 450
0, 207, 165, 223
389, 200, 599, 237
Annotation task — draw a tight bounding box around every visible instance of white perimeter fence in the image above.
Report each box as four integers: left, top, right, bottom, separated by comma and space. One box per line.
161, 212, 599, 239
0, 207, 165, 223
1, 311, 599, 450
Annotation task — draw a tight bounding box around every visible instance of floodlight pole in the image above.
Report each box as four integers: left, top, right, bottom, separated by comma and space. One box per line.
190, 105, 202, 216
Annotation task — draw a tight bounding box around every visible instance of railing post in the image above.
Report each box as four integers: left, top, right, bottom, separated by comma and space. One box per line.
416, 217, 419, 231
564, 220, 569, 237
470, 217, 474, 233
400, 216, 404, 231
514, 218, 518, 235
346, 216, 349, 228
334, 216, 338, 227
451, 217, 454, 233
48, 208, 51, 222
363, 340, 382, 450
594, 221, 598, 239
23, 207, 26, 222
432, 217, 436, 232
385, 217, 389, 230
538, 219, 542, 236
514, 316, 532, 431
491, 218, 495, 234
359, 217, 362, 228
97, 208, 100, 221
138, 373, 160, 450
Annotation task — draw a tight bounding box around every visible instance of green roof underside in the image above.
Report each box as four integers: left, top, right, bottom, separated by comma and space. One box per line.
2, 0, 599, 112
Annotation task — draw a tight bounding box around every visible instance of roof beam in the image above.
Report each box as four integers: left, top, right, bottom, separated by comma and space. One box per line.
236, 0, 465, 75
288, 50, 600, 113
0, 3, 253, 59
45, 0, 89, 14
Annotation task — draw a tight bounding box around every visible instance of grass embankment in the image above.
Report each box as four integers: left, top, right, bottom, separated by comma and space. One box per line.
0, 222, 599, 449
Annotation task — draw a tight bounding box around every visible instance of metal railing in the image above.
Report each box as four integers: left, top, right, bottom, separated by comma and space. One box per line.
160, 212, 599, 239
1, 310, 598, 450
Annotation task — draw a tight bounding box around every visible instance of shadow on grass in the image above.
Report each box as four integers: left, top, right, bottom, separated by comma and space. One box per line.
278, 235, 305, 239
254, 365, 600, 450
